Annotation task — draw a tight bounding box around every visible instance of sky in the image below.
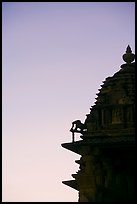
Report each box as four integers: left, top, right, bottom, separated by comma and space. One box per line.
2, 2, 135, 202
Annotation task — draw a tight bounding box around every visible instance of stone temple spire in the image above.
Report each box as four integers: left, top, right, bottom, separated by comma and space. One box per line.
122, 45, 135, 64
61, 46, 135, 202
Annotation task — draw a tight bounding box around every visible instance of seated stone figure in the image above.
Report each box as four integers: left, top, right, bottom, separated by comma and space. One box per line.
70, 120, 86, 133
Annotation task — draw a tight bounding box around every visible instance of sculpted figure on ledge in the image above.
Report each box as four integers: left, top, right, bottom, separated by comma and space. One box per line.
70, 120, 87, 142
70, 120, 86, 133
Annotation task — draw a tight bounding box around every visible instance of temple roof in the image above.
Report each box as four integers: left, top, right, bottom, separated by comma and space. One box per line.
93, 45, 135, 107
82, 45, 135, 138
62, 45, 135, 150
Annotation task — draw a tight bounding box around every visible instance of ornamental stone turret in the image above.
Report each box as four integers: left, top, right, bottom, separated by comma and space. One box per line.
61, 46, 135, 202
122, 45, 135, 64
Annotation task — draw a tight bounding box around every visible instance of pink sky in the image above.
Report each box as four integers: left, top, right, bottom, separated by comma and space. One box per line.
2, 2, 135, 202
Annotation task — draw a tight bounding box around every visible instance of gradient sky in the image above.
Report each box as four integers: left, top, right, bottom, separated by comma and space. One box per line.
2, 2, 135, 202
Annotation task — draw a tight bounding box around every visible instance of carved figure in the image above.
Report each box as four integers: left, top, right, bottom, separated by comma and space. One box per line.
70, 120, 86, 133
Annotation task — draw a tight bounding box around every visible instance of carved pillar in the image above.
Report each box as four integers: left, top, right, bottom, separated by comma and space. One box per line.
101, 109, 104, 126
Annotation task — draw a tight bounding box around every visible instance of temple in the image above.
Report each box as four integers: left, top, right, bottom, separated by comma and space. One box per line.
61, 46, 135, 202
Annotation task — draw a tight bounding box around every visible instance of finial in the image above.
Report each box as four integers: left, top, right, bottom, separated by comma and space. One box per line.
122, 45, 135, 63
126, 45, 132, 53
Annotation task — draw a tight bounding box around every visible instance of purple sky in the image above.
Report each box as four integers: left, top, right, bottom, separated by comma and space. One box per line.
2, 2, 135, 202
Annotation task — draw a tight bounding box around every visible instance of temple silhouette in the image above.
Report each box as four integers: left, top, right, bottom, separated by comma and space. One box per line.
61, 46, 135, 202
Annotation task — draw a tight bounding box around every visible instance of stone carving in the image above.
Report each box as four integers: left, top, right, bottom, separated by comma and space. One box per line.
70, 120, 86, 133
70, 120, 87, 142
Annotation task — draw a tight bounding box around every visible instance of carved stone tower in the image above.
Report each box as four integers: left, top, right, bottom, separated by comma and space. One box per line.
61, 46, 135, 202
